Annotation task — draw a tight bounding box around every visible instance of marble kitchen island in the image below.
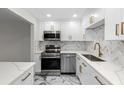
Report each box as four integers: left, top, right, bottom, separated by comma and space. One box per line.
0, 62, 35, 85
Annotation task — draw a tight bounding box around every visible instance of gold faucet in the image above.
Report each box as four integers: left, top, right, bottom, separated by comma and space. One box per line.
94, 43, 102, 57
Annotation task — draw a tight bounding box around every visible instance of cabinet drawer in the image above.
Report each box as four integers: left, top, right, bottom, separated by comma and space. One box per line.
21, 68, 33, 85
12, 67, 34, 85
87, 65, 111, 85
93, 71, 111, 85
76, 55, 111, 85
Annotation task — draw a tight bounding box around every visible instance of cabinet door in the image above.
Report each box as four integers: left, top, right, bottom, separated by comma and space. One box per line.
34, 54, 41, 72
76, 55, 81, 76
82, 65, 102, 85
39, 23, 44, 41
79, 61, 92, 84
119, 9, 124, 39
53, 22, 61, 31
90, 68, 111, 85
81, 60, 110, 85
105, 8, 121, 40
44, 22, 52, 31
61, 22, 83, 41
44, 22, 60, 31
76, 55, 89, 84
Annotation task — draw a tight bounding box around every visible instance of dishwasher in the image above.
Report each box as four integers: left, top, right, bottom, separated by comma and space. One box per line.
61, 53, 76, 74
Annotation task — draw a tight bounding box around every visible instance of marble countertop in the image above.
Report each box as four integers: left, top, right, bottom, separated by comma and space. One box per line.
0, 62, 35, 85
61, 51, 124, 85
61, 50, 89, 54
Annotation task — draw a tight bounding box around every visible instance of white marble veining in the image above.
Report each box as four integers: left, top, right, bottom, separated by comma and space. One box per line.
86, 41, 124, 67
84, 24, 124, 67
0, 62, 35, 85
60, 51, 124, 85
61, 50, 89, 54
34, 74, 81, 85
77, 52, 124, 85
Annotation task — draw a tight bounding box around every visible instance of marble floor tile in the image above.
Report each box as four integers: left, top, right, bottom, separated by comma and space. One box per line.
34, 74, 81, 85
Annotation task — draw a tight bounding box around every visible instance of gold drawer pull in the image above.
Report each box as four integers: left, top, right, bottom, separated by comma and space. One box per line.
115, 24, 119, 36
79, 65, 82, 73
82, 63, 87, 67
121, 22, 124, 35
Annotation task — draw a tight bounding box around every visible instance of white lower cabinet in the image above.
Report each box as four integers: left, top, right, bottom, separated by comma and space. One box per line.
91, 72, 111, 85
34, 53, 41, 72
76, 55, 110, 85
11, 67, 34, 85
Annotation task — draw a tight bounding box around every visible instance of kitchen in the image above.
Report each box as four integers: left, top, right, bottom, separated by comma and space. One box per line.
0, 8, 124, 85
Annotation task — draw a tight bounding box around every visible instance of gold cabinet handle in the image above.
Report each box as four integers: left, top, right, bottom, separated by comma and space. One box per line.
79, 65, 82, 73
121, 22, 124, 35
115, 24, 119, 36
79, 63, 87, 73
82, 63, 87, 67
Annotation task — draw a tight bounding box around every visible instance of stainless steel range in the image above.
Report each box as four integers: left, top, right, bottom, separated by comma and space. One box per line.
41, 45, 61, 75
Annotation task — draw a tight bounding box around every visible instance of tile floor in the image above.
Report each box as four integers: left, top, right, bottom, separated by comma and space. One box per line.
34, 74, 81, 85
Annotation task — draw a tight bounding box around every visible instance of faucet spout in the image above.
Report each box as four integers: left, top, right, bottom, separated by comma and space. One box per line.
94, 43, 102, 57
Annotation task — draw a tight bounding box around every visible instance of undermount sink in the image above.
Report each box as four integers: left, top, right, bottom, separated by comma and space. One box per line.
82, 54, 105, 62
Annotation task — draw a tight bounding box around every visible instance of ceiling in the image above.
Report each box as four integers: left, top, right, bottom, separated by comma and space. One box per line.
25, 8, 87, 21
0, 8, 31, 24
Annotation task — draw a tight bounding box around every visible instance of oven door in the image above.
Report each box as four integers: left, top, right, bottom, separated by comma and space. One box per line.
41, 57, 60, 70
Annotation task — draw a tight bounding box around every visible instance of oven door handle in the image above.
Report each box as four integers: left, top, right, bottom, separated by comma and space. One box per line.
42, 57, 60, 59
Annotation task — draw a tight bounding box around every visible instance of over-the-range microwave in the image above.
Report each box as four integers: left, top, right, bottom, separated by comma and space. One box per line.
43, 31, 61, 41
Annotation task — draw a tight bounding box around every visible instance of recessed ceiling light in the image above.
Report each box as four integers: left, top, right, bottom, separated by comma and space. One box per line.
46, 14, 52, 18
91, 14, 99, 17
73, 14, 77, 18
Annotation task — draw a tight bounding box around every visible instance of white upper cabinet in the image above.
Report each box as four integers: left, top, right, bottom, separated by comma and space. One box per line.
38, 22, 61, 41
38, 22, 44, 41
43, 22, 61, 31
39, 21, 83, 41
105, 8, 123, 40
61, 21, 83, 41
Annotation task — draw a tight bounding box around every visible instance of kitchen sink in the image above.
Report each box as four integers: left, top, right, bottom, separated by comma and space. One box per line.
82, 54, 105, 62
